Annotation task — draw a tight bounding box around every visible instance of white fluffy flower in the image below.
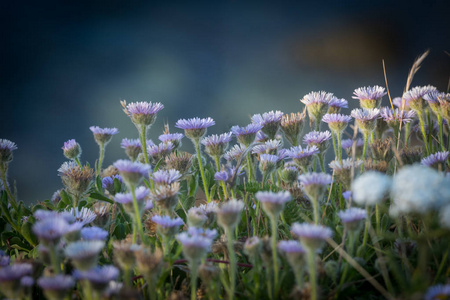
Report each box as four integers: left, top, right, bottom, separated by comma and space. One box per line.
351, 172, 391, 206
439, 205, 450, 229
390, 165, 450, 217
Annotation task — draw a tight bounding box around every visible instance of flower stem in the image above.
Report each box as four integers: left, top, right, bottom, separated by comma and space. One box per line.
226, 229, 236, 300
215, 157, 228, 200
246, 152, 254, 183
417, 111, 430, 155
74, 157, 83, 170
360, 133, 369, 173
190, 261, 199, 300
96, 143, 105, 177
437, 114, 445, 151
0, 163, 17, 209
358, 205, 370, 256
270, 217, 279, 300
131, 186, 146, 244
195, 141, 211, 202
331, 132, 338, 161
307, 250, 318, 300
337, 132, 342, 162
312, 196, 320, 225
49, 245, 61, 274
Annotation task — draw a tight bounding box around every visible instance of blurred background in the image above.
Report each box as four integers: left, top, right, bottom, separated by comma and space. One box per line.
1, 0, 449, 202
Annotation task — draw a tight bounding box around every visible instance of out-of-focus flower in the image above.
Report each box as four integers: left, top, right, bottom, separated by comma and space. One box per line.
251, 110, 284, 139
151, 169, 182, 186
38, 275, 75, 300
351, 108, 380, 134
0, 139, 18, 163
121, 138, 142, 161
81, 227, 108, 241
159, 133, 184, 150
89, 126, 119, 146
402, 85, 437, 112
421, 151, 449, 170
298, 172, 332, 201
216, 199, 245, 231
113, 159, 151, 187
291, 223, 333, 252
352, 171, 391, 206
58, 161, 93, 197
424, 284, 450, 300
256, 191, 291, 219
280, 112, 305, 146
102, 174, 123, 195
74, 265, 119, 293
338, 207, 367, 231
151, 215, 184, 237
65, 240, 105, 270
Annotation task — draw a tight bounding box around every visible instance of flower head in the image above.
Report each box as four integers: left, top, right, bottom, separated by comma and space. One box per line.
175, 117, 215, 140
351, 108, 380, 134
299, 172, 332, 200
224, 144, 246, 162
89, 126, 119, 145
256, 191, 291, 219
113, 159, 151, 187
338, 207, 367, 231
81, 227, 109, 241
0, 263, 33, 282
379, 107, 416, 128
102, 175, 123, 195
278, 240, 306, 267
159, 133, 184, 149
151, 215, 184, 237
33, 216, 70, 246
286, 145, 320, 172
328, 97, 348, 113
151, 169, 182, 186
73, 265, 119, 292
177, 231, 214, 262
62, 139, 81, 160
0, 139, 18, 163
258, 154, 280, 175
231, 123, 262, 147
216, 199, 245, 230
329, 159, 362, 189
352, 171, 391, 206
291, 222, 333, 252
165, 151, 193, 175
65, 240, 105, 270
252, 139, 282, 155
393, 97, 411, 111
322, 114, 352, 133
147, 142, 174, 164
421, 151, 449, 170
201, 132, 233, 158
352, 86, 386, 109
251, 110, 284, 139
121, 138, 142, 161
58, 161, 93, 197
303, 131, 332, 152
424, 284, 450, 300
280, 164, 300, 184
280, 112, 305, 146
67, 207, 97, 226
402, 85, 437, 112
151, 182, 180, 213
122, 101, 164, 127
301, 91, 334, 123
38, 275, 75, 300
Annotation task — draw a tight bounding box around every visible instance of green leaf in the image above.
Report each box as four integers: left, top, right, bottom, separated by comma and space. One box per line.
21, 221, 38, 246
113, 178, 122, 194
60, 189, 72, 206
78, 200, 87, 210
89, 192, 114, 204
153, 158, 164, 173
113, 223, 126, 240
96, 175, 103, 192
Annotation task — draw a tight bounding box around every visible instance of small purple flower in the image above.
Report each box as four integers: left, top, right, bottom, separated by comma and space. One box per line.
216, 199, 245, 230
278, 240, 305, 254
352, 85, 386, 109
177, 231, 213, 262
65, 240, 105, 271
20, 276, 34, 287
341, 138, 364, 149
252, 139, 282, 155
291, 222, 333, 251
256, 191, 291, 218
121, 138, 142, 161
286, 145, 320, 172
122, 101, 164, 126
175, 117, 215, 140
329, 158, 362, 171
259, 153, 280, 175
214, 166, 244, 185
338, 207, 367, 231
402, 85, 437, 112
393, 97, 411, 110
67, 207, 97, 226
251, 110, 284, 139
102, 175, 123, 195
147, 142, 174, 163
328, 97, 348, 110
186, 227, 218, 240
201, 132, 233, 158
231, 123, 263, 146
81, 227, 109, 241
322, 114, 352, 133
89, 126, 119, 145
342, 191, 352, 201
421, 151, 449, 169
151, 215, 184, 236
145, 200, 153, 210
379, 107, 416, 127
159, 133, 184, 149
115, 186, 150, 205
0, 139, 18, 163
33, 217, 70, 245
0, 263, 32, 281
301, 91, 334, 122
303, 131, 332, 152
224, 144, 246, 162
0, 250, 10, 267
113, 159, 151, 187
62, 139, 81, 160
424, 284, 450, 300
38, 275, 75, 297
299, 172, 332, 201
73, 265, 119, 289
151, 169, 182, 185
255, 131, 269, 142
351, 108, 380, 133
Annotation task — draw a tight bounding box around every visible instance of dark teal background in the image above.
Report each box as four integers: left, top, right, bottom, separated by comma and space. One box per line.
1, 0, 449, 202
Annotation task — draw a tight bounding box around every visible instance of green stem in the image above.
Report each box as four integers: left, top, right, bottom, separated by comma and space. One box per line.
226, 229, 236, 300
74, 157, 83, 170
195, 141, 211, 202
358, 205, 370, 256
215, 157, 228, 200
246, 153, 254, 183
84, 281, 94, 300
417, 111, 430, 155
124, 267, 132, 287
190, 261, 199, 300
0, 164, 17, 209
437, 114, 445, 151
307, 250, 318, 300
314, 119, 320, 132
139, 125, 154, 188
337, 132, 342, 162
131, 186, 146, 244
270, 217, 279, 300
49, 245, 61, 274
312, 196, 320, 225
433, 249, 448, 284
318, 154, 325, 173
404, 122, 411, 146
375, 204, 380, 234
96, 143, 105, 177
360, 133, 369, 173
331, 132, 338, 161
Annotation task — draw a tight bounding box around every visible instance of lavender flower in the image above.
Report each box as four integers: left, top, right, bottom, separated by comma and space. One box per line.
115, 186, 150, 214
303, 130, 332, 153
159, 133, 184, 149
201, 132, 233, 158
252, 139, 282, 155
151, 169, 182, 186
102, 174, 123, 195
286, 145, 320, 172
280, 164, 300, 184
328, 97, 348, 113
58, 161, 93, 197
216, 199, 245, 230
379, 107, 416, 128
67, 207, 97, 226
214, 166, 244, 186
81, 227, 108, 241
298, 172, 332, 201
421, 151, 449, 169
231, 123, 263, 147
280, 112, 305, 146
0, 264, 33, 297
33, 217, 70, 246
322, 114, 352, 133
38, 275, 75, 300
152, 215, 184, 237
291, 222, 333, 252
424, 284, 450, 300
187, 207, 208, 227
147, 142, 174, 164
301, 91, 334, 126
402, 85, 437, 112
0, 139, 18, 163
186, 227, 218, 240
165, 151, 193, 174
338, 207, 367, 231
89, 126, 119, 145
342, 191, 352, 201
0, 250, 10, 267
256, 191, 291, 219
423, 91, 446, 115
224, 144, 246, 162
121, 138, 142, 161
121, 101, 164, 126
393, 96, 410, 111
62, 139, 81, 160
175, 117, 215, 140
113, 159, 151, 187
258, 153, 280, 175
278, 240, 306, 267
65, 240, 105, 270
73, 265, 119, 292
177, 231, 214, 262
251, 110, 284, 139
352, 172, 391, 206
351, 108, 380, 134
352, 86, 386, 109
341, 138, 364, 150
152, 182, 180, 213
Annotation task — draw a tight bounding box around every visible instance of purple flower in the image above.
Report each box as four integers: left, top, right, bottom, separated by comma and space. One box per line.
329, 158, 362, 171
201, 132, 233, 158
291, 222, 333, 251
224, 144, 246, 161
278, 240, 305, 254
299, 172, 332, 201
0, 263, 33, 281
421, 151, 449, 169
303, 131, 332, 151
423, 91, 445, 105
256, 191, 291, 218
89, 126, 119, 145
351, 108, 380, 133
186, 227, 218, 240
251, 111, 284, 139
402, 85, 437, 112
352, 86, 386, 109
0, 250, 10, 267
177, 231, 213, 262
62, 139, 81, 160
214, 166, 244, 184
328, 97, 348, 109
341, 138, 364, 149
379, 107, 416, 126
81, 227, 109, 241
342, 191, 352, 201
73, 265, 119, 287
115, 186, 150, 205
57, 162, 93, 198
122, 101, 164, 126
259, 154, 280, 174
216, 199, 245, 230
65, 240, 105, 270
252, 139, 282, 155
113, 159, 151, 187
175, 117, 215, 140
322, 114, 352, 133
286, 145, 319, 172
231, 123, 263, 146
33, 217, 70, 245
0, 139, 18, 163
121, 138, 142, 161
151, 169, 182, 185
393, 97, 411, 110
67, 207, 97, 226
424, 284, 450, 300
147, 142, 174, 163
301, 91, 334, 122
159, 133, 184, 149
102, 175, 123, 195
338, 207, 367, 231
38, 275, 75, 294
152, 215, 184, 236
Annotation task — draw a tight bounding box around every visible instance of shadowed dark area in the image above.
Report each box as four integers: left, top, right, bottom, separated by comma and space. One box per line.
1, 0, 449, 202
